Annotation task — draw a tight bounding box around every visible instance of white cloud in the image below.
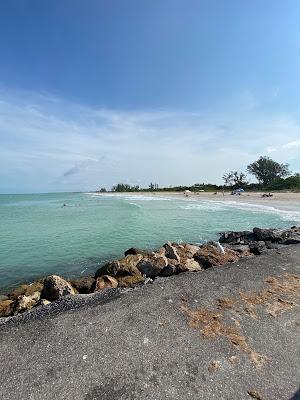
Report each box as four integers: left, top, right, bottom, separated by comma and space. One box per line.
0, 89, 299, 193
282, 139, 300, 148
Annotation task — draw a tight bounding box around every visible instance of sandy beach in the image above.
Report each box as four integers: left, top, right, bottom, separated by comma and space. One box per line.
103, 191, 300, 213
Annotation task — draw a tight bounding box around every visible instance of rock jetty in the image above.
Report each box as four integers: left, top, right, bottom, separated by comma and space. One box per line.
0, 226, 299, 319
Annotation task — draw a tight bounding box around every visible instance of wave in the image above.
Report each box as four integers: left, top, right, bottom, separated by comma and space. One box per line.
84, 193, 300, 222
182, 199, 300, 222
91, 193, 173, 201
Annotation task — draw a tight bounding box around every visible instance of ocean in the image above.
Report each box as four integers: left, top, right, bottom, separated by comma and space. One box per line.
0, 192, 299, 291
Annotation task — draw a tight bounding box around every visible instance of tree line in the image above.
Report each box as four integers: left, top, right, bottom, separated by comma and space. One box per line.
222, 156, 297, 190
97, 156, 300, 192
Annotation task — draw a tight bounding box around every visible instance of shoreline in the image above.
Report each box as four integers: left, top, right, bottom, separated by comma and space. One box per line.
93, 190, 300, 213
1, 226, 299, 320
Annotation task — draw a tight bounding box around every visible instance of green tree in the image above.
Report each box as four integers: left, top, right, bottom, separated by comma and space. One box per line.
247, 156, 290, 185
222, 172, 234, 187
111, 183, 139, 192
232, 171, 248, 189
222, 171, 248, 189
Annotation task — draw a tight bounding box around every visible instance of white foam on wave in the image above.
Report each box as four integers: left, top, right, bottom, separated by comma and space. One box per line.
101, 193, 172, 201
84, 192, 300, 222
180, 201, 227, 212
178, 197, 300, 222
202, 199, 300, 222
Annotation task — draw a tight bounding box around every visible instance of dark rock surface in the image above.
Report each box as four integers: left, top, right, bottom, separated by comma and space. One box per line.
0, 246, 299, 400
71, 276, 95, 294
219, 230, 256, 245
124, 247, 153, 257
41, 275, 76, 301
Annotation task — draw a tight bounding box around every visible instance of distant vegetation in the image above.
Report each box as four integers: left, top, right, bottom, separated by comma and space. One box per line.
111, 183, 140, 192
96, 156, 299, 193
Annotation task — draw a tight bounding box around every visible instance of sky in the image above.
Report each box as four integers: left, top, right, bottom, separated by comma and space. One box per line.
0, 0, 300, 193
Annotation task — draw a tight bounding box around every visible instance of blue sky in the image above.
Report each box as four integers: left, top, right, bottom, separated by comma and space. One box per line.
0, 0, 300, 193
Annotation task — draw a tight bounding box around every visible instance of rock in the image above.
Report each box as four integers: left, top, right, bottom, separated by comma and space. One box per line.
193, 244, 239, 269
124, 248, 153, 257
155, 247, 166, 257
9, 281, 44, 300
249, 241, 266, 255
167, 244, 202, 272
280, 235, 300, 245
182, 244, 201, 258
224, 244, 253, 258
40, 299, 51, 306
224, 244, 250, 253
95, 255, 143, 278
93, 275, 118, 292
15, 291, 40, 313
253, 227, 300, 244
137, 255, 168, 277
118, 255, 143, 276
9, 284, 29, 300
0, 300, 14, 317
41, 275, 76, 301
179, 258, 202, 272
253, 227, 281, 242
71, 276, 95, 294
219, 231, 256, 245
164, 242, 180, 261
264, 241, 279, 250
160, 264, 177, 277
25, 281, 44, 296
0, 295, 9, 302
117, 275, 145, 287
95, 260, 120, 278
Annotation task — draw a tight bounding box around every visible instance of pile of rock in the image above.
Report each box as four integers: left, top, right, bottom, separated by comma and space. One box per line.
1, 226, 299, 318
220, 226, 300, 255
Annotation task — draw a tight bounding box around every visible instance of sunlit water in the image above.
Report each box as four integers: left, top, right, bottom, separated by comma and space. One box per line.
0, 192, 299, 291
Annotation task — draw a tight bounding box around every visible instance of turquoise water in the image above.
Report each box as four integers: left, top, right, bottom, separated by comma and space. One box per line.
0, 192, 299, 291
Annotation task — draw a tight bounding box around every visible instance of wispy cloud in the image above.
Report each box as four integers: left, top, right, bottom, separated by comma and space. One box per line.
282, 139, 300, 149
0, 88, 299, 193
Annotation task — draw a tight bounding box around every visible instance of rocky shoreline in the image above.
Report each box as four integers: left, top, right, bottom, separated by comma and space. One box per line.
1, 226, 299, 319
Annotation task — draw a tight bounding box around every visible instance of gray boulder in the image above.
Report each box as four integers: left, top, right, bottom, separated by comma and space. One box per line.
15, 291, 41, 313
253, 227, 282, 242
95, 260, 120, 278
71, 276, 95, 294
41, 275, 76, 301
137, 255, 168, 277
249, 241, 266, 255
160, 264, 177, 277
95, 255, 143, 279
163, 242, 180, 261
124, 248, 153, 257
219, 231, 256, 245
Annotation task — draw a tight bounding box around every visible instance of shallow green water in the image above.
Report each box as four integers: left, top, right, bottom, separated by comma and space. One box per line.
0, 192, 299, 290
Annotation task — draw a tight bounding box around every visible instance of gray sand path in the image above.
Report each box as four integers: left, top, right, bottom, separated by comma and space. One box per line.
0, 246, 300, 400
